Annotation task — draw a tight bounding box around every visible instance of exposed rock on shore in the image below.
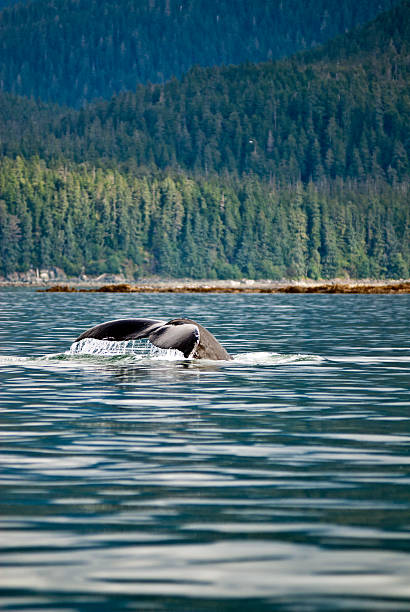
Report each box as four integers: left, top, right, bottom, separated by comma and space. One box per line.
40, 280, 410, 294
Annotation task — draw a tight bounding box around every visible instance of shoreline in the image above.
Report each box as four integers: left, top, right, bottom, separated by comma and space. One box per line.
35, 279, 410, 294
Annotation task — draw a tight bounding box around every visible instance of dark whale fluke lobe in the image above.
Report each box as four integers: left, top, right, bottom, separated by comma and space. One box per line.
75, 318, 166, 342
74, 317, 231, 360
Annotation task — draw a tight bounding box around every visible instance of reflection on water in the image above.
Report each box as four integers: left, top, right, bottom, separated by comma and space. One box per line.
0, 290, 409, 611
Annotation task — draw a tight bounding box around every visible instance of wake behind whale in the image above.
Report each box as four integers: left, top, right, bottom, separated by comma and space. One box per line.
68, 340, 320, 365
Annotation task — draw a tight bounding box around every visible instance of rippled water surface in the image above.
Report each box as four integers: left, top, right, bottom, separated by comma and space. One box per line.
0, 289, 409, 611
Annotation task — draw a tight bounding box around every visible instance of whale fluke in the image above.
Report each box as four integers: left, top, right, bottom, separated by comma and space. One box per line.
74, 317, 231, 360
75, 318, 166, 342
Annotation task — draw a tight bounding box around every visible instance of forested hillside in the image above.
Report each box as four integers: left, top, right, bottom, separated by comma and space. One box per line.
0, 2, 408, 280
0, 0, 400, 106
1, 1, 409, 183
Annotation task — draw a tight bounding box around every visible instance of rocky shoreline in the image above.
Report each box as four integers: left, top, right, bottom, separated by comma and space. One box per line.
38, 279, 410, 294
1, 269, 409, 293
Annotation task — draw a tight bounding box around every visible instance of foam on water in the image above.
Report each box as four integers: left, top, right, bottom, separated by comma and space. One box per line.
0, 339, 323, 369
232, 351, 324, 365
67, 338, 322, 365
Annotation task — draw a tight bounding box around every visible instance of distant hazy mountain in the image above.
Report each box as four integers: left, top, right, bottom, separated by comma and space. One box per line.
0, 0, 23, 9
2, 1, 408, 184
0, 0, 401, 106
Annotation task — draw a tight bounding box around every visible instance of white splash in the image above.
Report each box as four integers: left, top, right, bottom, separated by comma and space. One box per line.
69, 338, 145, 356
148, 345, 186, 360
68, 337, 184, 360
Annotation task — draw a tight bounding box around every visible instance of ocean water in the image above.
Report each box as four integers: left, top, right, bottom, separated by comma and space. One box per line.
0, 289, 409, 611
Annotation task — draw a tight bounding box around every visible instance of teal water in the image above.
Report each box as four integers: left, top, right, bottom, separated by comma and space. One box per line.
0, 289, 409, 611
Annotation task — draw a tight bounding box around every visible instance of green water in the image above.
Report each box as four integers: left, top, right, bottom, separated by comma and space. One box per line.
0, 290, 409, 611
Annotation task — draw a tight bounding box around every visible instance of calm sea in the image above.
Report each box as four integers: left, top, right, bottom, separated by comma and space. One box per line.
0, 289, 409, 611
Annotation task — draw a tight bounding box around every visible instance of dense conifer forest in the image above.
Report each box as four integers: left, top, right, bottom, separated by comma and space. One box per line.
0, 0, 401, 106
0, 1, 408, 280
1, 157, 408, 279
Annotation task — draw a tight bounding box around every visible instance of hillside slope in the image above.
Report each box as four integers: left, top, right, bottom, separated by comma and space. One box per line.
0, 0, 400, 106
1, 1, 409, 184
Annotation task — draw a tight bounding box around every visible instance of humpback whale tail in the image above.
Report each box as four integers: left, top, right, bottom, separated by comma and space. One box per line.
74, 317, 231, 360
